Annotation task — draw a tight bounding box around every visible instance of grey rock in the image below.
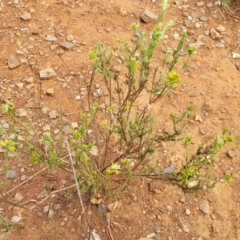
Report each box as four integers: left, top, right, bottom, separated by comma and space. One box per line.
37, 190, 48, 199
96, 204, 107, 216
146, 233, 156, 238
227, 149, 237, 158
8, 54, 21, 69
37, 211, 43, 218
178, 50, 188, 56
181, 220, 190, 233
210, 28, 221, 40
66, 34, 75, 42
215, 42, 225, 48
185, 209, 191, 215
200, 16, 208, 22
59, 41, 75, 50
164, 166, 174, 173
15, 108, 28, 118
140, 9, 158, 23
187, 180, 199, 188
48, 209, 54, 219
62, 125, 73, 135
20, 12, 31, 21
39, 68, 56, 79
216, 25, 226, 33
69, 174, 75, 182
10, 214, 23, 224
43, 205, 49, 213
45, 35, 58, 42
20, 175, 27, 181
90, 232, 101, 240
7, 170, 16, 179
200, 200, 210, 214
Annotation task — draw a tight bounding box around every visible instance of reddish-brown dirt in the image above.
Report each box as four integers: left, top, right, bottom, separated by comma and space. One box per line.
0, 0, 240, 240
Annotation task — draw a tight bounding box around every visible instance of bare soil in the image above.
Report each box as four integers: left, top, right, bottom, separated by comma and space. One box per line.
0, 0, 240, 240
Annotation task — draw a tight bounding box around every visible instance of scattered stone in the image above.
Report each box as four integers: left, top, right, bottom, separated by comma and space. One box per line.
200, 16, 208, 22
232, 52, 240, 59
146, 233, 156, 238
14, 192, 24, 202
45, 35, 58, 42
16, 83, 24, 89
185, 209, 191, 215
46, 88, 55, 96
90, 146, 99, 156
48, 209, 54, 219
178, 50, 188, 56
90, 232, 101, 240
66, 34, 75, 42
75, 95, 82, 100
166, 205, 172, 211
8, 54, 21, 69
105, 27, 112, 32
216, 25, 226, 33
195, 115, 203, 122
69, 174, 75, 182
199, 128, 206, 135
15, 108, 28, 118
7, 170, 16, 179
39, 68, 57, 79
210, 28, 221, 40
96, 204, 107, 216
227, 149, 237, 158
59, 41, 75, 50
180, 220, 190, 233
212, 225, 220, 233
20, 12, 31, 21
96, 88, 102, 95
37, 190, 48, 199
215, 41, 225, 48
20, 175, 27, 181
37, 211, 44, 218
43, 205, 49, 213
195, 22, 201, 29
140, 9, 158, 23
164, 166, 174, 173
62, 125, 73, 135
187, 180, 199, 188
200, 200, 210, 214
10, 214, 23, 224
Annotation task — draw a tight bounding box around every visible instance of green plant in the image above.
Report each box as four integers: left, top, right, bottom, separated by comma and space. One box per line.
0, 217, 12, 232
220, 0, 231, 7
0, 0, 235, 200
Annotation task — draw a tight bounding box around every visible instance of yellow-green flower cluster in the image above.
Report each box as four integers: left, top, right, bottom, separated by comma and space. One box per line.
106, 163, 121, 175
165, 71, 181, 88
224, 174, 234, 185
180, 166, 198, 184
0, 139, 16, 152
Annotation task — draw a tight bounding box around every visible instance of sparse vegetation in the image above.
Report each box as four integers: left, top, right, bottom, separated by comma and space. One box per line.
0, 0, 235, 204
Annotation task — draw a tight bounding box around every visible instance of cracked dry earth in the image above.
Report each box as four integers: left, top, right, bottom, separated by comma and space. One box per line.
0, 0, 240, 240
